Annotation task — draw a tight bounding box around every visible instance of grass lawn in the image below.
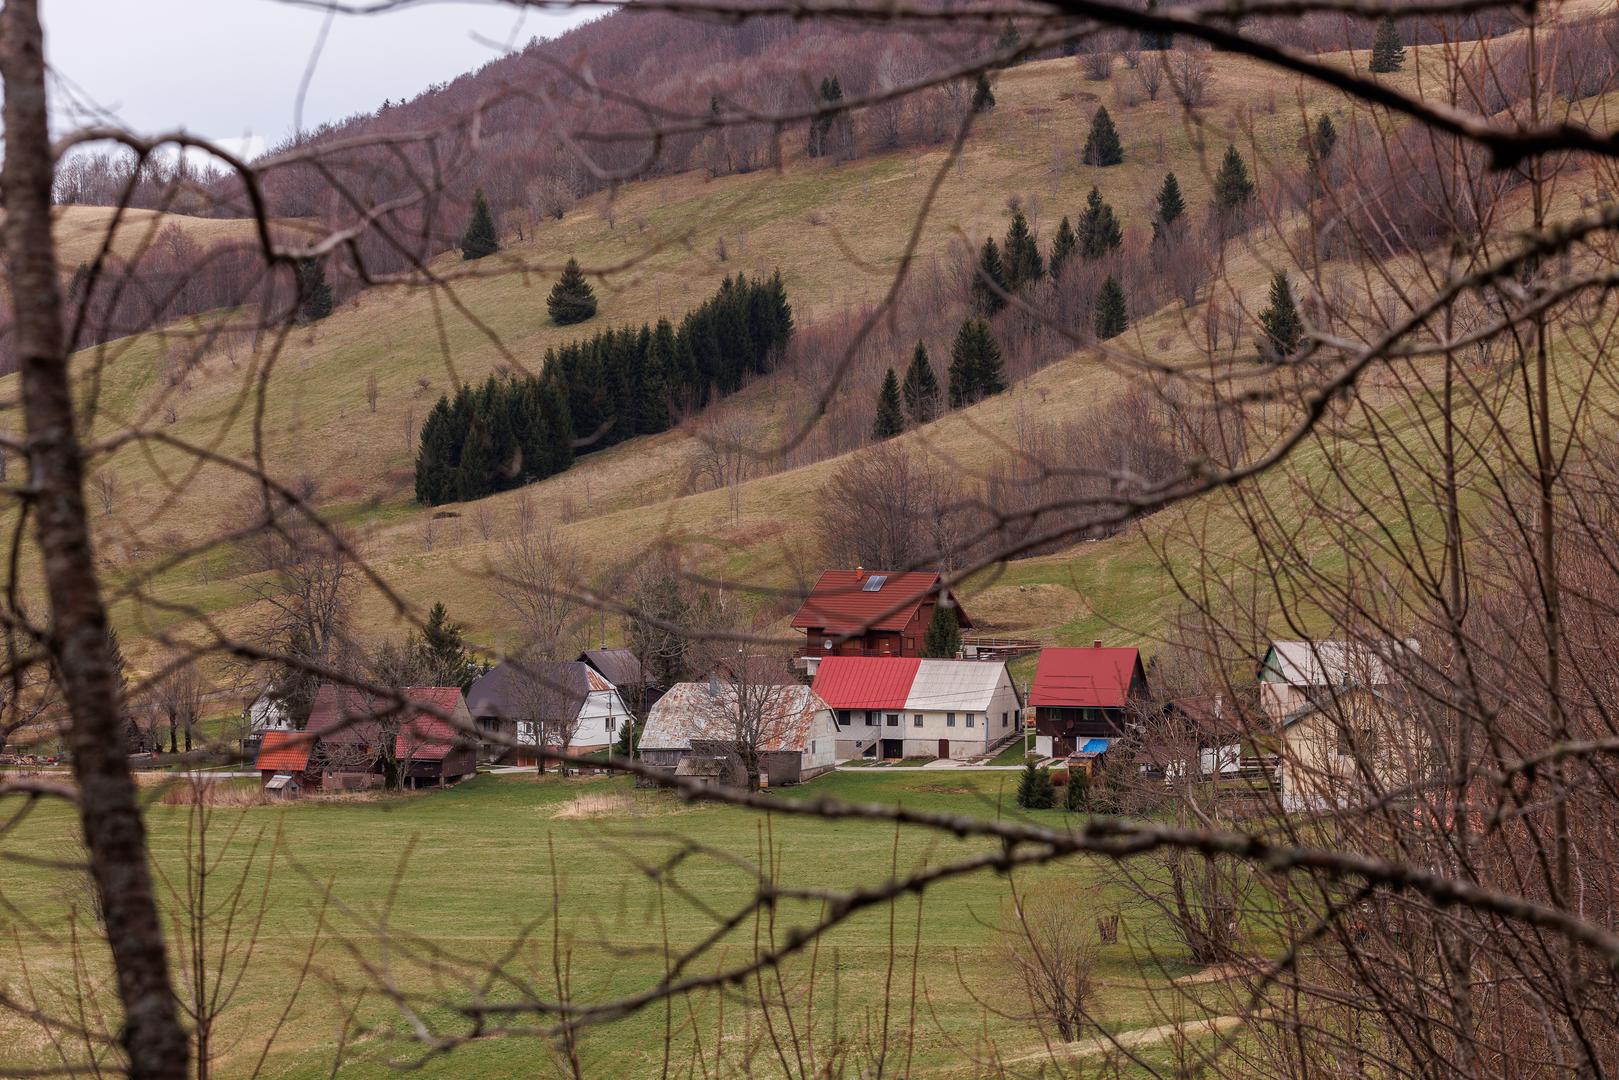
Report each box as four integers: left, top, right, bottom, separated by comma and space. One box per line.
0, 770, 1225, 1077
989, 737, 1039, 766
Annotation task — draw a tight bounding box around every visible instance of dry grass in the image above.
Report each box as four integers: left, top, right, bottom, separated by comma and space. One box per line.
550, 790, 644, 819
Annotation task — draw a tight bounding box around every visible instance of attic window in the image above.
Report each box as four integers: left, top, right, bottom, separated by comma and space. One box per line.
861, 575, 888, 592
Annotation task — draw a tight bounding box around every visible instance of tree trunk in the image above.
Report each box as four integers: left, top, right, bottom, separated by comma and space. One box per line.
0, 3, 188, 1076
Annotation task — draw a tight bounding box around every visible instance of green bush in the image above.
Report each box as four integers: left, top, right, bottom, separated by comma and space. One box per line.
1016, 762, 1056, 809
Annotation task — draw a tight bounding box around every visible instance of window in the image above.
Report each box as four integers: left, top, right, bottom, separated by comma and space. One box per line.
862, 575, 888, 592
966, 714, 975, 728
1002, 711, 1008, 727
1336, 724, 1376, 755
886, 713, 899, 727
913, 714, 924, 727
864, 711, 875, 726
947, 713, 956, 727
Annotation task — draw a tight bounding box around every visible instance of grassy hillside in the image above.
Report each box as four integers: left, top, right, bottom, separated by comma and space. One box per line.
21, 30, 1607, 667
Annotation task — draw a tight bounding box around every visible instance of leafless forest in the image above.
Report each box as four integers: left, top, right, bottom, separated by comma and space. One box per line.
4, 0, 1619, 1075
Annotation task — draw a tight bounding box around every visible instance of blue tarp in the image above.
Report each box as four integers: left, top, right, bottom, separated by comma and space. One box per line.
1078, 738, 1112, 756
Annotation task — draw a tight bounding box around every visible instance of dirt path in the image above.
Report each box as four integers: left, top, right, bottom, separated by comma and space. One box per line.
1008, 1013, 1258, 1065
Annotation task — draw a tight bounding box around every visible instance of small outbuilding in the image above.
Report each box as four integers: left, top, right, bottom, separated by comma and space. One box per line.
254, 729, 320, 798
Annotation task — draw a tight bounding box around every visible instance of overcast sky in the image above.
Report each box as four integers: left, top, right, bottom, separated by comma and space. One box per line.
42, 0, 598, 160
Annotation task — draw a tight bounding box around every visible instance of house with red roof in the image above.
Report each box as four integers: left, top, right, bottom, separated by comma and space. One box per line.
791, 568, 971, 670
811, 655, 1021, 760
1028, 642, 1151, 758
304, 684, 478, 790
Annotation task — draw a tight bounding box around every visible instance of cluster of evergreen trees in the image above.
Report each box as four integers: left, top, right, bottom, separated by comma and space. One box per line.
871, 318, 1005, 439
415, 272, 793, 505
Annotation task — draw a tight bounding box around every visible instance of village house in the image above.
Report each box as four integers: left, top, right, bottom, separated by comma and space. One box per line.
791, 568, 971, 672
638, 680, 838, 787
577, 647, 662, 717
1028, 643, 1151, 759
1257, 639, 1393, 726
810, 655, 1021, 760
1278, 683, 1431, 811
466, 658, 633, 765
305, 685, 478, 790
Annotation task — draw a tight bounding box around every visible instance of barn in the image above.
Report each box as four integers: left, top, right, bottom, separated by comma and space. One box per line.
305, 685, 478, 790
639, 681, 838, 788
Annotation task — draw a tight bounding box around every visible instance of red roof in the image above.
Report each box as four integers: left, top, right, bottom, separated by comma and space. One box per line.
307, 685, 469, 762
811, 656, 922, 710
790, 570, 972, 636
1028, 647, 1143, 709
255, 730, 312, 773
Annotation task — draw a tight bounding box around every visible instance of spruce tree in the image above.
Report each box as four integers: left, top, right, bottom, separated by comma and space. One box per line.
872, 368, 905, 439
768, 269, 795, 343
422, 602, 480, 689
901, 341, 941, 425
1077, 187, 1123, 260
1152, 172, 1186, 241
460, 189, 498, 260
1212, 145, 1255, 211
106, 627, 138, 751
948, 318, 1005, 407
1094, 275, 1128, 340
1016, 763, 1056, 809
1049, 216, 1077, 279
807, 76, 845, 158
971, 237, 1009, 316
922, 600, 962, 658
971, 72, 996, 113
1259, 271, 1304, 359
1002, 208, 1044, 290
1081, 105, 1123, 167
547, 257, 598, 325
1310, 114, 1338, 162
1065, 767, 1090, 811
297, 258, 333, 322
1369, 16, 1405, 73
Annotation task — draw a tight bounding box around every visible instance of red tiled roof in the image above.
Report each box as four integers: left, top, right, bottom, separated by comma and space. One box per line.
306, 684, 469, 762
255, 730, 312, 773
811, 656, 922, 710
1028, 647, 1143, 709
790, 570, 972, 635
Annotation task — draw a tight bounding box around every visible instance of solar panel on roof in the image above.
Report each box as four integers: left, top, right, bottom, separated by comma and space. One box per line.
862, 575, 887, 592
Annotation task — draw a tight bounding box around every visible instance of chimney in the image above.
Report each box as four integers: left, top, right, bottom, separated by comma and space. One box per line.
855, 565, 864, 580
1093, 639, 1102, 649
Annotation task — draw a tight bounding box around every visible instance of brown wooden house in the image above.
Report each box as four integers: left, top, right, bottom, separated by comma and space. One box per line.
1028, 643, 1151, 758
305, 685, 478, 790
791, 568, 971, 667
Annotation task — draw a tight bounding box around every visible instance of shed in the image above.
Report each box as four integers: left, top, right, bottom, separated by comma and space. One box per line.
306, 685, 478, 789
254, 730, 319, 796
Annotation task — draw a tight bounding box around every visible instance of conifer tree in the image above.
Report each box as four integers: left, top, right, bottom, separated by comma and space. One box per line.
1369, 16, 1405, 73
1082, 105, 1123, 167
296, 258, 333, 322
1212, 145, 1255, 211
1002, 208, 1044, 290
423, 602, 480, 690
1049, 216, 1077, 279
971, 237, 1009, 316
768, 269, 795, 343
1076, 187, 1123, 260
1016, 762, 1056, 808
872, 368, 904, 439
901, 341, 941, 425
922, 600, 962, 658
1259, 271, 1304, 359
1310, 114, 1338, 162
1094, 275, 1128, 340
547, 257, 598, 325
1152, 172, 1186, 241
1065, 767, 1090, 811
948, 318, 1005, 407
807, 76, 845, 158
460, 189, 498, 260
971, 72, 996, 113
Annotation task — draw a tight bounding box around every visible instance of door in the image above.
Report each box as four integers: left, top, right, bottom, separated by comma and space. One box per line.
938, 738, 950, 759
